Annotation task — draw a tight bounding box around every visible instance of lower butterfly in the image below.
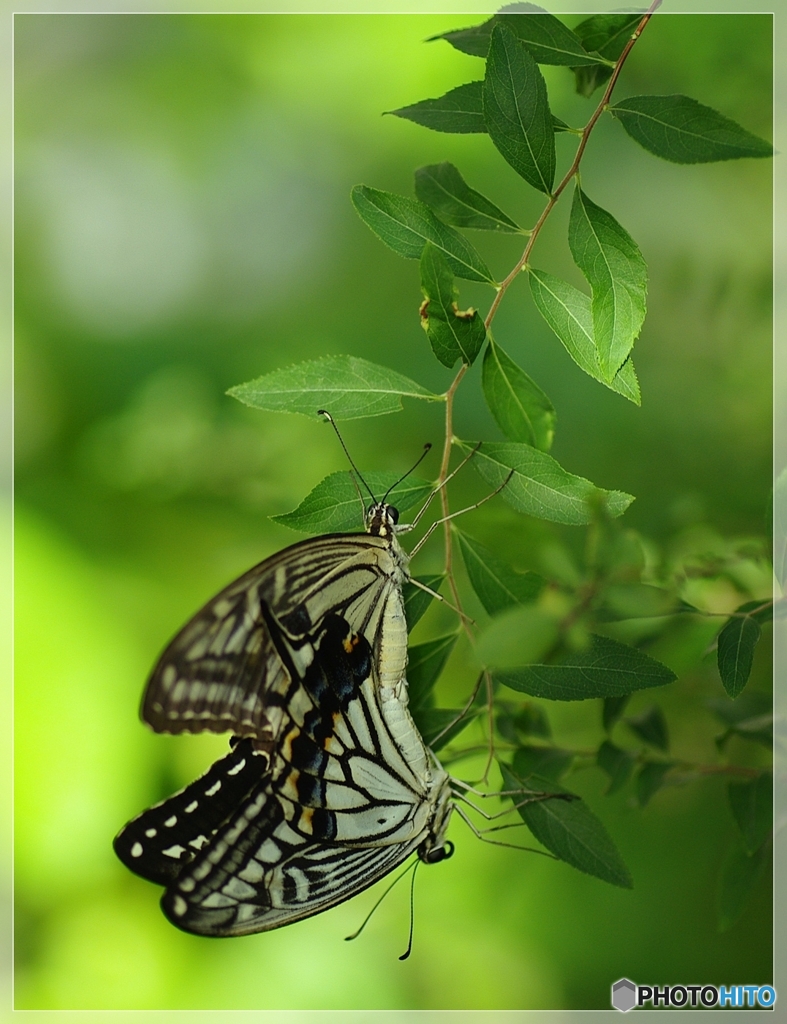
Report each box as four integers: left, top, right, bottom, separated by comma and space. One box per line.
114, 417, 492, 937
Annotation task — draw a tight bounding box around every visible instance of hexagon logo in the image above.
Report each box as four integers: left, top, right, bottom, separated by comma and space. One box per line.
611, 978, 638, 1012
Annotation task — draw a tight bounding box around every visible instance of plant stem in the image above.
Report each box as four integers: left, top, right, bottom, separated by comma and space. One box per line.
484, 0, 662, 331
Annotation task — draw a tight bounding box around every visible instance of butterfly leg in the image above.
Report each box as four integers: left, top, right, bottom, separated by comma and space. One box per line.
396, 442, 482, 535
453, 804, 558, 858
408, 470, 514, 558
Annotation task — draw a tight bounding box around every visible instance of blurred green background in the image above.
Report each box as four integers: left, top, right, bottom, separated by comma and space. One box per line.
14, 12, 772, 1010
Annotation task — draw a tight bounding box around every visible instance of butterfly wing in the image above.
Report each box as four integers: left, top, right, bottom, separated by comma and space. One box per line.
113, 739, 270, 885
142, 533, 402, 740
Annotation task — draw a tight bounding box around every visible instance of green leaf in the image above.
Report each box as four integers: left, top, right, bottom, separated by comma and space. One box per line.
610, 95, 773, 164
415, 162, 521, 233
717, 613, 762, 698
512, 744, 573, 781
600, 583, 677, 620
728, 775, 772, 854
497, 6, 607, 67
625, 704, 669, 751
407, 633, 458, 711
493, 633, 676, 701
706, 691, 772, 727
456, 529, 544, 616
596, 739, 636, 795
476, 604, 560, 669
568, 187, 648, 381
572, 13, 640, 98
529, 270, 641, 405
433, 4, 606, 67
420, 244, 486, 368
228, 355, 439, 421
403, 574, 444, 632
413, 706, 478, 753
636, 760, 673, 807
482, 337, 555, 450
390, 82, 570, 138
483, 24, 556, 195
351, 185, 495, 284
602, 694, 631, 732
389, 82, 487, 134
501, 764, 633, 888
716, 841, 768, 932
272, 471, 431, 534
513, 702, 551, 739
458, 439, 634, 525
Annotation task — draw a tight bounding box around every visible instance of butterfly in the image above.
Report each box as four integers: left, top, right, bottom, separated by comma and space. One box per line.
114, 419, 460, 937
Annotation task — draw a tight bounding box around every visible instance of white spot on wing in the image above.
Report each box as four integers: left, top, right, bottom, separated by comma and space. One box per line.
131, 842, 143, 858
227, 758, 246, 776
164, 815, 177, 827
205, 780, 222, 796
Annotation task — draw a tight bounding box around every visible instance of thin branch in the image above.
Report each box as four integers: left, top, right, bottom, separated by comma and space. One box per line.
484, 0, 663, 331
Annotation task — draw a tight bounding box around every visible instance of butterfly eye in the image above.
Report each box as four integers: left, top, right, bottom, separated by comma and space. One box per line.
422, 840, 454, 864
388, 506, 399, 525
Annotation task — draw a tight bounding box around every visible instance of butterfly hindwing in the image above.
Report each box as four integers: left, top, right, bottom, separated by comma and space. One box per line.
113, 739, 270, 885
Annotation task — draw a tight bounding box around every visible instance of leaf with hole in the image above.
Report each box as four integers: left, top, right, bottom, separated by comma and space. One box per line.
501, 764, 633, 887
568, 187, 647, 382
610, 95, 773, 164
529, 270, 640, 404
458, 439, 634, 525
228, 356, 439, 421
420, 244, 486, 368
493, 633, 676, 701
351, 186, 495, 283
482, 337, 556, 450
483, 24, 555, 194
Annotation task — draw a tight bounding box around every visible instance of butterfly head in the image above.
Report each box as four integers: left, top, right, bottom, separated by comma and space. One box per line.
365, 502, 400, 538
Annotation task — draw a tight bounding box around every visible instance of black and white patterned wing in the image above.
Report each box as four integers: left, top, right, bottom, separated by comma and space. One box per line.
142, 533, 398, 740
113, 739, 270, 885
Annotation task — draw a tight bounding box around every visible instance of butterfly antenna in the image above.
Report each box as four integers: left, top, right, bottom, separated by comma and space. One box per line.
398, 858, 421, 961
382, 443, 432, 503
318, 409, 377, 503
344, 859, 417, 943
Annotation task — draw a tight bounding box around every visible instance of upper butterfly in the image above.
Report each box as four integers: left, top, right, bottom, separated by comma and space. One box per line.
114, 422, 458, 938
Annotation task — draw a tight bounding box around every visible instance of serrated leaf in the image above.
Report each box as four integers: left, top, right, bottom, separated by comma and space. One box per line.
717, 613, 762, 698
458, 439, 634, 525
529, 269, 640, 404
572, 13, 640, 97
415, 162, 521, 233
625, 704, 669, 751
407, 633, 458, 711
413, 706, 478, 753
483, 24, 555, 195
636, 760, 673, 807
403, 574, 444, 632
493, 633, 676, 701
716, 841, 768, 932
482, 337, 556, 450
602, 694, 631, 732
351, 185, 495, 284
228, 356, 439, 421
433, 4, 606, 67
568, 187, 647, 381
389, 82, 487, 134
420, 244, 486, 368
272, 471, 431, 534
610, 95, 773, 164
512, 744, 573, 781
596, 739, 636, 795
501, 764, 633, 887
456, 529, 544, 616
728, 774, 772, 854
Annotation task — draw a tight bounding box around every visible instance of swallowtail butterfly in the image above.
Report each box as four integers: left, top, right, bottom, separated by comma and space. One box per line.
114, 459, 458, 937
